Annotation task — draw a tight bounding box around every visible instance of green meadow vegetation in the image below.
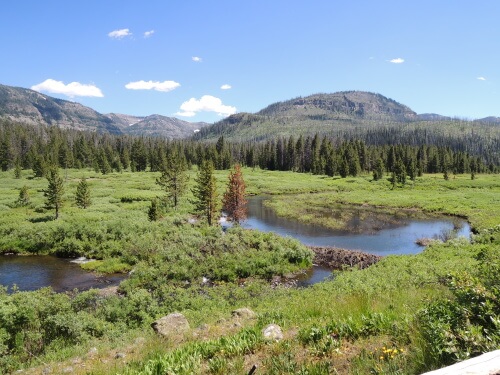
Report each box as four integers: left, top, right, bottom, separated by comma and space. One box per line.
0, 167, 498, 374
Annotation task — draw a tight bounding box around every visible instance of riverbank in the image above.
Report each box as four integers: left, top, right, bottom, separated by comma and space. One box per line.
257, 173, 499, 231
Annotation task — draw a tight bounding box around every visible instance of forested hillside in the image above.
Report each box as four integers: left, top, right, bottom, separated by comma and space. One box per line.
193, 92, 500, 168
0, 119, 497, 180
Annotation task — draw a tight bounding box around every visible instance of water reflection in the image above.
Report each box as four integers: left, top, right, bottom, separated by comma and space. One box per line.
242, 196, 471, 256
0, 255, 123, 292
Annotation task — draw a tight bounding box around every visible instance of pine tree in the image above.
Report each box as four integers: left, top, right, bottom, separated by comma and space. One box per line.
407, 157, 417, 181
192, 160, 219, 225
339, 157, 349, 178
16, 185, 30, 207
222, 164, 247, 224
44, 167, 64, 219
32, 155, 46, 177
0, 137, 13, 171
394, 157, 407, 185
148, 198, 161, 221
131, 139, 148, 172
14, 163, 22, 179
75, 178, 91, 208
372, 158, 385, 181
156, 152, 189, 209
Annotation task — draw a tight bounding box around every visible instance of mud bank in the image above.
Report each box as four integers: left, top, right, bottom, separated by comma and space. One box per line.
310, 246, 382, 270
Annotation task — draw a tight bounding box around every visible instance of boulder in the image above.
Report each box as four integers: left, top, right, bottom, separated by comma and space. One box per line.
232, 307, 256, 319
152, 313, 190, 337
262, 324, 283, 341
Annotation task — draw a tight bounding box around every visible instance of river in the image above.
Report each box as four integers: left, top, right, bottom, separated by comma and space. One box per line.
242, 196, 471, 256
0, 196, 471, 291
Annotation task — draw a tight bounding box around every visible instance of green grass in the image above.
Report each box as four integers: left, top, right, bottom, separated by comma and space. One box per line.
0, 167, 498, 374
254, 173, 500, 231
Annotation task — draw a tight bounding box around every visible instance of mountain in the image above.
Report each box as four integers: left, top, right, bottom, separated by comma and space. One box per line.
194, 91, 422, 141
257, 91, 417, 121
0, 84, 208, 138
0, 84, 122, 133
475, 116, 500, 125
417, 113, 453, 121
194, 91, 500, 142
123, 114, 208, 137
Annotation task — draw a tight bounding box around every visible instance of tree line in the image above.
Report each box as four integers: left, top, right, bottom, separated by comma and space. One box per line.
0, 119, 497, 180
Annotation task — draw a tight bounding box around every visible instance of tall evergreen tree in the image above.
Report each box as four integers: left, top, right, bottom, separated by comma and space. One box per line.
130, 139, 148, 172
222, 164, 247, 224
0, 137, 13, 171
16, 185, 30, 207
372, 158, 385, 181
192, 160, 219, 225
32, 155, 46, 178
156, 152, 189, 209
148, 198, 161, 221
44, 167, 64, 219
14, 162, 22, 179
75, 178, 91, 208
393, 157, 407, 185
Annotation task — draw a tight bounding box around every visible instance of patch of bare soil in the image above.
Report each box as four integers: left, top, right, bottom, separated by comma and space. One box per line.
311, 246, 382, 270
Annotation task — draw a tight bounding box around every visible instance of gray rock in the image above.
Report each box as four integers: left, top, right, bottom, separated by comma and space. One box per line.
87, 347, 98, 358
152, 313, 190, 337
262, 324, 283, 341
232, 308, 256, 319
134, 337, 146, 346
115, 352, 126, 359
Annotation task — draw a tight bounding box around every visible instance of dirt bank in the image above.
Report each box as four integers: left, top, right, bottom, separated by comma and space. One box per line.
310, 246, 382, 270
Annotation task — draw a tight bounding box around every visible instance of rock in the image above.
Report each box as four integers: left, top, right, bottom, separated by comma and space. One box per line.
42, 368, 51, 375
262, 324, 283, 341
62, 367, 74, 373
152, 313, 190, 337
134, 337, 146, 346
97, 286, 119, 297
115, 352, 126, 359
232, 308, 256, 319
415, 237, 435, 246
87, 347, 98, 358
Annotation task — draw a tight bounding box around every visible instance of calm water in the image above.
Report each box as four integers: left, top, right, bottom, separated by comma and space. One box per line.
242, 196, 471, 256
0, 256, 124, 292
1, 196, 471, 291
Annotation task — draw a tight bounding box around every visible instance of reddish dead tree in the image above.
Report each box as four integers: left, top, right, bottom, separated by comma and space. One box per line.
222, 164, 247, 224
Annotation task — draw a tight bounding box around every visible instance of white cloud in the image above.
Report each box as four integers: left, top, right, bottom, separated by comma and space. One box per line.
108, 28, 132, 39
31, 79, 104, 98
125, 80, 180, 92
192, 56, 202, 62
176, 95, 236, 117
144, 30, 155, 38
220, 84, 232, 90
477, 76, 486, 81
389, 58, 405, 64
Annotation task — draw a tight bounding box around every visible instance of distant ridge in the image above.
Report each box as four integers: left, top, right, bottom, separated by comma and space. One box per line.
1, 83, 499, 141
475, 116, 500, 124
0, 84, 208, 139
257, 91, 417, 121
417, 113, 453, 121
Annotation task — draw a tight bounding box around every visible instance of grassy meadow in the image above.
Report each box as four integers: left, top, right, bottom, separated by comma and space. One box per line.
0, 167, 499, 374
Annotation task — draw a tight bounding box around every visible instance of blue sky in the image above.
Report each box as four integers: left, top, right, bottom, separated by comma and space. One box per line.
1, 1, 498, 123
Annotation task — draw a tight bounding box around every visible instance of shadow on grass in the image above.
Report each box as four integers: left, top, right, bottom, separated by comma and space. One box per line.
28, 215, 54, 223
